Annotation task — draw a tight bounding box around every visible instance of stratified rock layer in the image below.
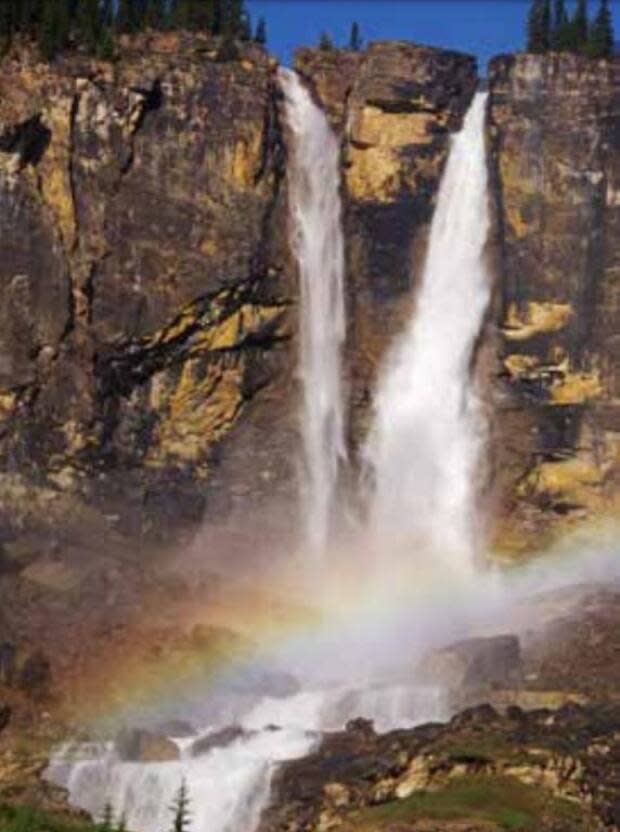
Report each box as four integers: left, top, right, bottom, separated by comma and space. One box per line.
0, 32, 296, 543
488, 53, 620, 553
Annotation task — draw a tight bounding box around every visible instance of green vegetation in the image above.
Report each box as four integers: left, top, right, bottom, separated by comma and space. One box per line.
318, 30, 334, 50
349, 20, 362, 51
527, 0, 615, 56
0, 804, 100, 832
0, 0, 265, 60
354, 775, 586, 832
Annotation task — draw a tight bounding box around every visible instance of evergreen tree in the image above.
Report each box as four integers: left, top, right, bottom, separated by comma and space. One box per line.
527, 0, 551, 52
0, 0, 13, 51
588, 0, 614, 56
573, 0, 589, 49
99, 802, 115, 832
117, 0, 144, 33
319, 30, 334, 50
145, 0, 167, 29
116, 814, 128, 832
553, 0, 568, 31
349, 20, 361, 51
101, 0, 114, 28
170, 779, 191, 832
238, 9, 251, 40
254, 15, 266, 44
38, 0, 70, 59
76, 0, 103, 53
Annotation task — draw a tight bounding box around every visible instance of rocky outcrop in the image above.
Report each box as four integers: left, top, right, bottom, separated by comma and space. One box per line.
416, 635, 523, 697
296, 43, 478, 453
115, 727, 179, 762
0, 31, 295, 545
488, 53, 620, 553
259, 702, 620, 832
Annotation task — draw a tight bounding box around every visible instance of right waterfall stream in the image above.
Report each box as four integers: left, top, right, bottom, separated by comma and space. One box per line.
366, 91, 492, 573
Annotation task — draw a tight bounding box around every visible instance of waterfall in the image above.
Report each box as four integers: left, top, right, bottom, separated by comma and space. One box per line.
366, 92, 491, 571
279, 69, 347, 555
45, 89, 495, 832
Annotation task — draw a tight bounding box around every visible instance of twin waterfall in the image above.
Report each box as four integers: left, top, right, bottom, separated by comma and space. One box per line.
282, 75, 491, 566
47, 77, 493, 832
279, 69, 348, 555
367, 92, 491, 569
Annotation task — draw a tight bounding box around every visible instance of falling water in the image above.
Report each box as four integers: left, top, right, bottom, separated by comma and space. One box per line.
367, 92, 492, 571
279, 69, 347, 555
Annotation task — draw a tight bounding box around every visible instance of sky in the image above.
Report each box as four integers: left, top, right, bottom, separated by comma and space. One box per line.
246, 0, 620, 74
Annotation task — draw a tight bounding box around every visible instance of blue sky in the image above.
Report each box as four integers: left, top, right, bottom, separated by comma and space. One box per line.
246, 1, 620, 73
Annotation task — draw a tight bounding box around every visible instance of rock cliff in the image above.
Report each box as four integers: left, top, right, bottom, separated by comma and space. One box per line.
488, 53, 620, 553
0, 38, 618, 563
0, 32, 296, 546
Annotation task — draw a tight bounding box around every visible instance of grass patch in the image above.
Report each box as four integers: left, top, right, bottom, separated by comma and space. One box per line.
352, 775, 586, 831
0, 804, 99, 832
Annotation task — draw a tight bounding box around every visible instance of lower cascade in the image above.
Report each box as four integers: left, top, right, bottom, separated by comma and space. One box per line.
47, 90, 493, 832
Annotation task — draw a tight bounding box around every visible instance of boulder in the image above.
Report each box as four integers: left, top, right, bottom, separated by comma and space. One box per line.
416, 635, 522, 692
115, 728, 180, 762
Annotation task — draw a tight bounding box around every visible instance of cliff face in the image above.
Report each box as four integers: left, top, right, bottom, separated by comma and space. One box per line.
488, 53, 620, 553
0, 32, 296, 544
296, 43, 478, 450
0, 37, 617, 559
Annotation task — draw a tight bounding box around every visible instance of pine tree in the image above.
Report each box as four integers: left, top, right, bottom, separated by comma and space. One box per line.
38, 0, 70, 59
170, 779, 191, 832
319, 30, 334, 50
99, 802, 115, 832
0, 0, 12, 52
116, 814, 128, 832
238, 9, 251, 40
254, 15, 266, 44
527, 0, 551, 52
553, 0, 568, 31
101, 0, 114, 27
588, 0, 614, 56
349, 20, 362, 51
145, 0, 167, 29
76, 0, 103, 53
117, 0, 143, 33
573, 0, 589, 49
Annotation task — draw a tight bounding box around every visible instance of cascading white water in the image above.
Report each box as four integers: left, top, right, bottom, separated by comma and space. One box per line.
367, 91, 491, 572
279, 68, 347, 555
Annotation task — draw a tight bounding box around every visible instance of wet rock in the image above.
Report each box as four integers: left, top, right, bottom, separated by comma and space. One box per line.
259, 701, 620, 832
190, 724, 248, 757
416, 635, 523, 692
115, 728, 180, 762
